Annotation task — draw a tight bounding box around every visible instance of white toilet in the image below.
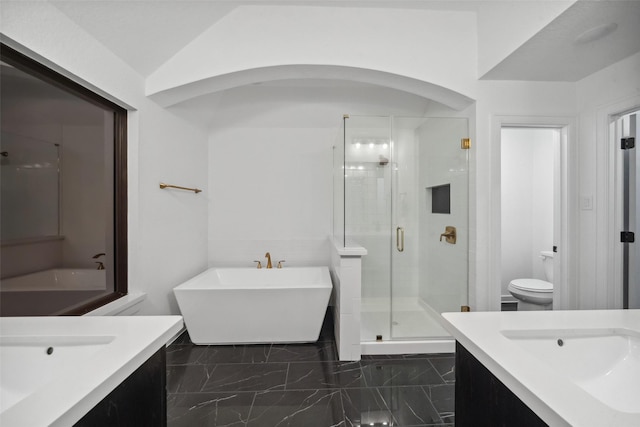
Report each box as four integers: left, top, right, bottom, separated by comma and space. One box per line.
508, 251, 554, 310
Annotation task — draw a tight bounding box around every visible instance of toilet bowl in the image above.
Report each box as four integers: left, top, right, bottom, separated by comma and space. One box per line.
508, 251, 554, 311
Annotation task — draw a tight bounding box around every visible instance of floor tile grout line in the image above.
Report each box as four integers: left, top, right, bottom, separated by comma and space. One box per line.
421, 387, 447, 426
169, 387, 356, 395
245, 391, 258, 426
283, 362, 290, 390
426, 358, 447, 385
337, 387, 348, 427
422, 384, 432, 401
168, 386, 350, 394
266, 343, 272, 363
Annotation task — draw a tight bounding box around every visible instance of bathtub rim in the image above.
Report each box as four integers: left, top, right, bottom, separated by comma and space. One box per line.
173, 265, 333, 291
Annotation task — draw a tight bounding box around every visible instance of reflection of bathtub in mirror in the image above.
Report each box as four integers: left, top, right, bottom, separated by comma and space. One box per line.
1, 269, 106, 292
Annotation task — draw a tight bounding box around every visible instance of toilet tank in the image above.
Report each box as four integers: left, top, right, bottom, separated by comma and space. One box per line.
541, 251, 554, 283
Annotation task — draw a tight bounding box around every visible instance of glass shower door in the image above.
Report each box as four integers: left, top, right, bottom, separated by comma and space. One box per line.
390, 117, 469, 340
344, 116, 393, 342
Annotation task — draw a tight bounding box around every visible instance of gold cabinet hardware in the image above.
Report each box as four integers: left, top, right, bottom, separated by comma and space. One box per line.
396, 226, 405, 252
159, 183, 202, 194
461, 138, 471, 149
440, 226, 457, 244
461, 305, 471, 312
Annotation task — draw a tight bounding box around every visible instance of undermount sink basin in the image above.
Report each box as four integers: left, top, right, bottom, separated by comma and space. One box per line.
501, 328, 640, 413
441, 310, 640, 426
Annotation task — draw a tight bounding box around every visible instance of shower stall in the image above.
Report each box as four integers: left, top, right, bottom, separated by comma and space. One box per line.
333, 115, 469, 354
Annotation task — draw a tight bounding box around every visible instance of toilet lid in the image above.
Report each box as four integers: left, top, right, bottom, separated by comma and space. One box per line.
510, 278, 553, 292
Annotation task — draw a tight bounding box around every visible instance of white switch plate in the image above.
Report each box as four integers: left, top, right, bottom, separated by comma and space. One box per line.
580, 195, 593, 210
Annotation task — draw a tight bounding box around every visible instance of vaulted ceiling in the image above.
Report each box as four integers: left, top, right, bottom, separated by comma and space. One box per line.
7, 1, 638, 129
48, 0, 640, 83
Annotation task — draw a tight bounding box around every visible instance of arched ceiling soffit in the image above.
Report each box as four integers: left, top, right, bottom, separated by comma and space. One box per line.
146, 65, 474, 111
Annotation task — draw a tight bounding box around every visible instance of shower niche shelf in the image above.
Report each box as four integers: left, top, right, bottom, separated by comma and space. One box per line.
427, 184, 451, 214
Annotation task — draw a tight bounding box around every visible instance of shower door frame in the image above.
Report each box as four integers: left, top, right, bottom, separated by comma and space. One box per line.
611, 108, 640, 309
389, 116, 470, 341
599, 96, 640, 310
344, 115, 470, 350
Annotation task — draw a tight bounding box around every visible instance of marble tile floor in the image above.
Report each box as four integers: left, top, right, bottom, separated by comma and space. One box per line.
166, 314, 455, 427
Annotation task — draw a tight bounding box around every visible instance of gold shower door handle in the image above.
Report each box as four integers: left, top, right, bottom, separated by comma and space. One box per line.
397, 227, 404, 252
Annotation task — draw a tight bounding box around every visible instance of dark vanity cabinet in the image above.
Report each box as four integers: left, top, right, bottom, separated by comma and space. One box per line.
455, 342, 548, 427
74, 347, 167, 427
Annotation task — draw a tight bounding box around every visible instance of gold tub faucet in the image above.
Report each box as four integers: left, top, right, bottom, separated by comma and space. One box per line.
92, 252, 106, 270
265, 252, 273, 269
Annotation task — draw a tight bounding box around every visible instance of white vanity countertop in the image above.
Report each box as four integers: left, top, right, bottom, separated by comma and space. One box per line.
0, 315, 183, 427
442, 310, 640, 427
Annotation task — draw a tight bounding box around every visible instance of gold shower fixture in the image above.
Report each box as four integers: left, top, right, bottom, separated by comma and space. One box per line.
440, 226, 457, 244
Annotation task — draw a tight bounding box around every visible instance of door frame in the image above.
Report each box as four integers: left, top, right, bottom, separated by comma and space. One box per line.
603, 99, 640, 309
491, 116, 576, 311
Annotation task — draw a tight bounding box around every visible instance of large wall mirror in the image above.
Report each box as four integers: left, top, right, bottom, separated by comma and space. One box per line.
0, 43, 127, 315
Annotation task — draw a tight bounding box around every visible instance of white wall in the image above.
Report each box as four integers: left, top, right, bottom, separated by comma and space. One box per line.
500, 128, 555, 297
1, 2, 209, 314
205, 85, 447, 272
577, 51, 640, 309
475, 81, 576, 311
208, 127, 333, 268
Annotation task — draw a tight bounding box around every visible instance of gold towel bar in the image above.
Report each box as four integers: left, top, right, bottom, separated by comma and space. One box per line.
159, 183, 202, 194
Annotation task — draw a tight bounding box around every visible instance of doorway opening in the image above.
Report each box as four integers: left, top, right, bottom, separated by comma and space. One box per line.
500, 126, 564, 311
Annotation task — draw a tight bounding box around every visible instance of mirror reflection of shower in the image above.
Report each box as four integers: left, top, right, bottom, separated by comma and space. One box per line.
0, 51, 123, 316
0, 133, 60, 240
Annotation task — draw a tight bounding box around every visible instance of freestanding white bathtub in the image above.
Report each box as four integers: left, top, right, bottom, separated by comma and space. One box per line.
173, 266, 332, 344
